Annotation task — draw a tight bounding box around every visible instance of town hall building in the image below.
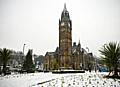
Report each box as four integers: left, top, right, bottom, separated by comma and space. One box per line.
44, 4, 95, 71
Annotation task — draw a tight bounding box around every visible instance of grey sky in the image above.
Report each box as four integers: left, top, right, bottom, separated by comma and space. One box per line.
0, 0, 120, 56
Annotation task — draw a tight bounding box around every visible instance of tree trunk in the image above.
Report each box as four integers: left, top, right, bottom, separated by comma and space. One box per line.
113, 66, 118, 77
3, 63, 6, 76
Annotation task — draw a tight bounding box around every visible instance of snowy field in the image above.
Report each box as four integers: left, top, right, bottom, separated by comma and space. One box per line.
0, 72, 120, 87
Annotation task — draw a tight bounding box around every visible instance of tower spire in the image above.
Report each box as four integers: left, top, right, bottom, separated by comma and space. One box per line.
64, 3, 67, 11
78, 39, 80, 44
78, 38, 81, 49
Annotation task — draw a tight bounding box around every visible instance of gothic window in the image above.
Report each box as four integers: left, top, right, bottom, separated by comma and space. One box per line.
60, 39, 66, 43
61, 28, 65, 32
60, 39, 63, 43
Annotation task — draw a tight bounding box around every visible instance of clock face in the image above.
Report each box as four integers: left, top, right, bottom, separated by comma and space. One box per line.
61, 22, 64, 26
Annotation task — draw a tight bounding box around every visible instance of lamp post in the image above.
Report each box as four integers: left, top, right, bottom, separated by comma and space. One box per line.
86, 47, 90, 71
23, 44, 26, 55
22, 44, 26, 66
19, 44, 26, 71
81, 48, 84, 70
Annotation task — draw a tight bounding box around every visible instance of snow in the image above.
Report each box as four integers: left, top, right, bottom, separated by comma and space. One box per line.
0, 72, 120, 87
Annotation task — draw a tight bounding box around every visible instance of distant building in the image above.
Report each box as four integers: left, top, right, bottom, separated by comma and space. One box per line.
8, 50, 25, 71
34, 55, 44, 71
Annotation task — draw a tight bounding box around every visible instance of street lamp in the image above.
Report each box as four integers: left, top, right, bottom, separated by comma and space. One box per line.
81, 48, 84, 70
22, 44, 26, 67
23, 44, 26, 55
19, 44, 26, 70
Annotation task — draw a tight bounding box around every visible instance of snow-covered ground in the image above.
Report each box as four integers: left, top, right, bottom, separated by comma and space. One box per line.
0, 72, 120, 87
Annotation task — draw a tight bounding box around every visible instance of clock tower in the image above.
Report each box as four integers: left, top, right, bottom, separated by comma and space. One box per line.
59, 4, 72, 68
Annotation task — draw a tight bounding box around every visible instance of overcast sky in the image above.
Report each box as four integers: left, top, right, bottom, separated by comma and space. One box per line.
0, 0, 120, 56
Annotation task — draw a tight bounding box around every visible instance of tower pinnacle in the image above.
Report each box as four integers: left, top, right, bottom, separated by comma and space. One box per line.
78, 39, 80, 44
61, 3, 70, 22
64, 3, 67, 11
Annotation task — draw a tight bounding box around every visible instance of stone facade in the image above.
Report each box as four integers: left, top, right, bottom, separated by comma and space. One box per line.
43, 43, 95, 71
